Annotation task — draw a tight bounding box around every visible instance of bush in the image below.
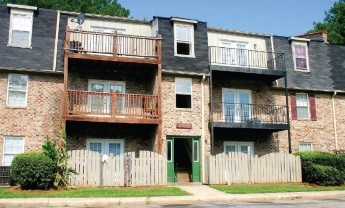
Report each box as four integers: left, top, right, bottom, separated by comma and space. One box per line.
11, 152, 56, 190
294, 151, 345, 186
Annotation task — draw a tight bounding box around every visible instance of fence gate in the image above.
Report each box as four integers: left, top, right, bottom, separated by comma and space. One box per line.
67, 150, 167, 187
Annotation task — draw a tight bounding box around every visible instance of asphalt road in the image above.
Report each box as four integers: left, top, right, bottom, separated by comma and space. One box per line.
112, 198, 345, 208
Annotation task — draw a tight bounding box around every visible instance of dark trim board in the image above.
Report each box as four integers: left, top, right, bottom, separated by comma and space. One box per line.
210, 65, 286, 82
211, 121, 289, 132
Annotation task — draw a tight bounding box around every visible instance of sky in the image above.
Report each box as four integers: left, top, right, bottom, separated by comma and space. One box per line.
118, 0, 337, 37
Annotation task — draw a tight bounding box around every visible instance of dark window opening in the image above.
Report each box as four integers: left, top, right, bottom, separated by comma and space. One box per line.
176, 94, 191, 108
177, 42, 190, 55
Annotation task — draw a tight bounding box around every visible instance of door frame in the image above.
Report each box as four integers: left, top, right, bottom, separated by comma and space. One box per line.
166, 136, 201, 183
222, 88, 252, 122
88, 79, 126, 114
219, 40, 249, 66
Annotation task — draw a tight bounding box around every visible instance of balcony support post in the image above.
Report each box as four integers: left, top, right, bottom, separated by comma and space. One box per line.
284, 75, 292, 153
111, 91, 116, 118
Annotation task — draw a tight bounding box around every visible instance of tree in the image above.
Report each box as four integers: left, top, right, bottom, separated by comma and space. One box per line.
0, 0, 129, 17
308, 0, 345, 44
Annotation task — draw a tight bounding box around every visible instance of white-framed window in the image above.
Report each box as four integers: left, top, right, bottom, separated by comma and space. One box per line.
292, 42, 309, 71
296, 93, 309, 119
7, 74, 28, 107
300, 142, 313, 151
224, 141, 254, 156
174, 23, 194, 57
8, 9, 34, 48
86, 139, 124, 156
220, 40, 249, 66
175, 77, 192, 108
2, 136, 25, 166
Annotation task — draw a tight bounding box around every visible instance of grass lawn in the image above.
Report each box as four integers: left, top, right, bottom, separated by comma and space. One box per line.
0, 186, 190, 198
212, 183, 345, 194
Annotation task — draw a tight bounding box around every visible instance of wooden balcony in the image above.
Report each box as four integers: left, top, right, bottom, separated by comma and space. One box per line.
211, 102, 289, 131
64, 27, 162, 64
62, 90, 160, 124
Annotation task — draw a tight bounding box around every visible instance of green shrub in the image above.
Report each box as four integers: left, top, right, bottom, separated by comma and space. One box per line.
308, 164, 343, 186
11, 152, 56, 190
295, 151, 345, 186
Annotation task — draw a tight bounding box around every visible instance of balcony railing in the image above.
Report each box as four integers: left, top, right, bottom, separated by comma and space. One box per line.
64, 90, 159, 119
65, 27, 161, 60
212, 102, 287, 124
209, 46, 285, 70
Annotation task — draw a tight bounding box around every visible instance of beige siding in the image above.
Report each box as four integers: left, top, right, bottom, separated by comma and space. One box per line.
208, 30, 268, 51
68, 18, 152, 36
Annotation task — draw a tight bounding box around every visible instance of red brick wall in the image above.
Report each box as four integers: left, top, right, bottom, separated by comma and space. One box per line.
0, 72, 64, 165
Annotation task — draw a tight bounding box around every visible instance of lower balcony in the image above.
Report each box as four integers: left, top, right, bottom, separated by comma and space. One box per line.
211, 102, 289, 131
63, 90, 160, 124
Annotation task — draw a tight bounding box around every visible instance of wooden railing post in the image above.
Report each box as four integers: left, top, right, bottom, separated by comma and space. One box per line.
157, 35, 162, 62
113, 31, 118, 58
111, 91, 117, 117
64, 26, 70, 51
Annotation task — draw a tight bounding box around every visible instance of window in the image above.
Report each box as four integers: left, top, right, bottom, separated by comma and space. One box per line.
296, 93, 309, 119
291, 92, 317, 121
224, 141, 254, 156
87, 139, 124, 156
7, 74, 28, 107
300, 142, 312, 151
174, 24, 194, 56
175, 77, 192, 108
9, 9, 34, 47
292, 43, 309, 71
3, 136, 24, 166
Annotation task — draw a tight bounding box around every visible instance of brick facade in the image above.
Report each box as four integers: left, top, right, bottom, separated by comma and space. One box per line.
161, 74, 210, 155
0, 72, 63, 164
275, 89, 345, 154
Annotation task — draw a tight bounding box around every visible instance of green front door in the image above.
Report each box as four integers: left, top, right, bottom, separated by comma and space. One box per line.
166, 136, 200, 183
192, 138, 200, 182
167, 138, 175, 182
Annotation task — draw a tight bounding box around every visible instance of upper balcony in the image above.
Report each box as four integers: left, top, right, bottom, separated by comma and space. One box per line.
211, 102, 289, 131
209, 46, 286, 82
64, 27, 162, 65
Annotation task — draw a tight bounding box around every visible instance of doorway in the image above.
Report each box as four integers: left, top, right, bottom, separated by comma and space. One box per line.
167, 136, 200, 183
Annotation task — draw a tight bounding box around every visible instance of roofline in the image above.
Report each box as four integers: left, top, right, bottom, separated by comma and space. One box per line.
207, 27, 271, 37
60, 10, 151, 24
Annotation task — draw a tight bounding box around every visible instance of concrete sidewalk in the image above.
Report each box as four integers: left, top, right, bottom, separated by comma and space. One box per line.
1, 185, 345, 207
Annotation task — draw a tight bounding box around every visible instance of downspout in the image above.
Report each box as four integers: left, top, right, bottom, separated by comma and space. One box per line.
53, 10, 60, 71
201, 75, 206, 183
270, 35, 276, 71
210, 70, 214, 155
332, 91, 338, 153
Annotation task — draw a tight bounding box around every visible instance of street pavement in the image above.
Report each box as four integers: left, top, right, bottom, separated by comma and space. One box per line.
0, 184, 345, 207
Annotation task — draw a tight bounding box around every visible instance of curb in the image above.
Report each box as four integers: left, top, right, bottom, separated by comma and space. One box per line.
1, 191, 345, 207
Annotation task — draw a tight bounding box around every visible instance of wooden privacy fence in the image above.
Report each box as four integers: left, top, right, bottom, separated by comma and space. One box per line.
67, 150, 167, 187
205, 152, 302, 184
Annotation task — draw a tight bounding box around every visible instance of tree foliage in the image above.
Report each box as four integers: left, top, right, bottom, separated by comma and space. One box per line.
308, 0, 345, 44
0, 0, 130, 17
